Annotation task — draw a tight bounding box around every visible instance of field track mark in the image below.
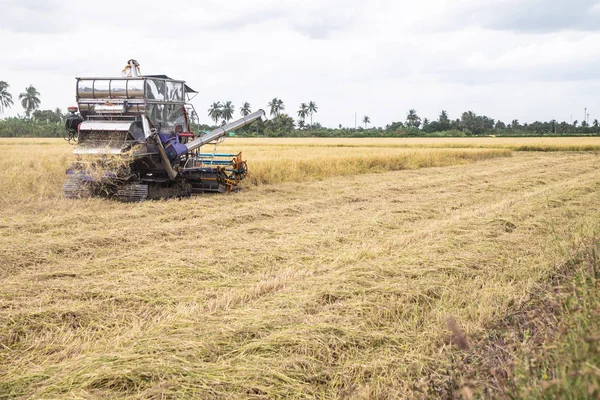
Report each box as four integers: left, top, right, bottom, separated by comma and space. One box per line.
171, 153, 600, 319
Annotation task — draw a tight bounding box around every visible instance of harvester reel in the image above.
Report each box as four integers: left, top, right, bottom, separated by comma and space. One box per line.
237, 160, 248, 181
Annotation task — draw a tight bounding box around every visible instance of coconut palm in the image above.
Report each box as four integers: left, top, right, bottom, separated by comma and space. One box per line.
0, 81, 14, 115
267, 98, 279, 116
268, 98, 285, 117
19, 85, 41, 118
308, 101, 318, 126
221, 101, 234, 124
362, 115, 370, 129
208, 102, 222, 126
406, 109, 421, 128
297, 103, 309, 122
297, 119, 306, 130
240, 102, 251, 117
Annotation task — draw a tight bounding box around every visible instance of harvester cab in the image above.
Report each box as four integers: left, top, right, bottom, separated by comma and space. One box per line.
63, 60, 265, 201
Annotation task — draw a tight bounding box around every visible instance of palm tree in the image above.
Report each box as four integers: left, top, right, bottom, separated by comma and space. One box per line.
308, 101, 318, 126
221, 101, 234, 124
0, 81, 14, 115
406, 109, 421, 128
19, 85, 41, 118
362, 115, 370, 129
593, 119, 599, 133
267, 98, 281, 117
297, 103, 309, 122
297, 119, 306, 130
208, 102, 222, 126
240, 102, 251, 117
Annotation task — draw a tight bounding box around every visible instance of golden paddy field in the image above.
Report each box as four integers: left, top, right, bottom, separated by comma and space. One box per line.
1, 137, 600, 399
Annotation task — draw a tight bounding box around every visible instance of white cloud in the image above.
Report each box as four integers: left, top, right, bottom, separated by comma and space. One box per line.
0, 0, 598, 126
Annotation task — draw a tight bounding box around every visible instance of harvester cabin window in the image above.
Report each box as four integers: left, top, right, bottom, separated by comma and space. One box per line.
146, 103, 165, 128
145, 79, 165, 101
166, 81, 184, 102
165, 105, 186, 130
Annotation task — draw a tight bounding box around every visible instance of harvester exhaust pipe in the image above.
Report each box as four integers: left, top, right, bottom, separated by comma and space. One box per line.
185, 109, 266, 153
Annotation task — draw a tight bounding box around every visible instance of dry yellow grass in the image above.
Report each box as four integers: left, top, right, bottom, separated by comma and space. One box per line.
225, 136, 600, 151
0, 138, 511, 202
1, 138, 600, 398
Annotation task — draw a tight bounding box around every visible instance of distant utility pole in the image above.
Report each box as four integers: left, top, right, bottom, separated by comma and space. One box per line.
584, 108, 587, 124
354, 112, 357, 130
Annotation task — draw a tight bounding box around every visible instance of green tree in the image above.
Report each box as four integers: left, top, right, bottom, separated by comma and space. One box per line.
438, 110, 450, 130
32, 109, 63, 123
221, 101, 234, 124
0, 81, 14, 115
308, 101, 318, 126
208, 102, 222, 126
19, 85, 41, 118
264, 114, 294, 136
362, 115, 370, 129
406, 109, 421, 128
240, 102, 251, 117
55, 108, 64, 123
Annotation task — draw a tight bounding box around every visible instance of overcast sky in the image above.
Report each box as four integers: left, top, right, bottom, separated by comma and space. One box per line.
1, 0, 599, 127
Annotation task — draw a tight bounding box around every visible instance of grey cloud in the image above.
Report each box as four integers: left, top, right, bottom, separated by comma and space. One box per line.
197, 1, 360, 39
435, 58, 600, 86
200, 8, 286, 31
0, 0, 73, 34
461, 0, 600, 33
288, 7, 359, 39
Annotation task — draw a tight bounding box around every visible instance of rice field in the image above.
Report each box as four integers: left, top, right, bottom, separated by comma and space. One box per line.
1, 137, 600, 398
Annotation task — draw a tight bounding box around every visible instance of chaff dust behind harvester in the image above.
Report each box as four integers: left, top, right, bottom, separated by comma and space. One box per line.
63, 60, 265, 201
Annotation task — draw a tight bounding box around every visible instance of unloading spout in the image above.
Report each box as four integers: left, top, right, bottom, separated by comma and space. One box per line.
185, 109, 266, 153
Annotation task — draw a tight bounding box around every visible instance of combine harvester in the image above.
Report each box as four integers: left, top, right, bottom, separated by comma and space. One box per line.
63, 60, 265, 201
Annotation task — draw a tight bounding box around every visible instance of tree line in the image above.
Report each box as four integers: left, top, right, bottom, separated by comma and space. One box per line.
0, 80, 598, 137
